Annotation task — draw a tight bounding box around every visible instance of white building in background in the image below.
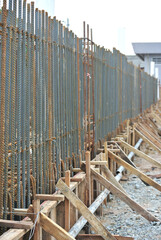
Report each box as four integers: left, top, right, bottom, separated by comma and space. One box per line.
132, 42, 161, 81
36, 0, 55, 17
127, 42, 161, 100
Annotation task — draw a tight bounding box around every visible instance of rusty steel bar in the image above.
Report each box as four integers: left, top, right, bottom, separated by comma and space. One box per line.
0, 0, 7, 219
10, 0, 17, 219
4, 0, 12, 219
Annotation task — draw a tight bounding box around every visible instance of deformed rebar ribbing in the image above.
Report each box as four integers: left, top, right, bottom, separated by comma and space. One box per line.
22, 0, 27, 208
4, 0, 12, 219
35, 7, 40, 195
42, 10, 46, 193
17, 0, 22, 210
39, 10, 43, 194
0, 0, 7, 220
10, 0, 17, 219
31, 2, 35, 180
26, 3, 31, 206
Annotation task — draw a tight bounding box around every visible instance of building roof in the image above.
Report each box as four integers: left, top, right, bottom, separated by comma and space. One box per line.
132, 42, 161, 60
127, 55, 144, 68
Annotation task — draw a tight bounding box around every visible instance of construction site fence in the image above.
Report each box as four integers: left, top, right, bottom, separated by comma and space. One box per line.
0, 0, 157, 219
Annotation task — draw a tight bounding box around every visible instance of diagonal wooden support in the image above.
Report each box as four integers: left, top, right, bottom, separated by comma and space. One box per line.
106, 143, 148, 187
76, 234, 134, 240
135, 128, 161, 153
108, 151, 161, 193
91, 168, 160, 222
100, 165, 127, 195
56, 179, 117, 240
115, 143, 137, 168
27, 205, 76, 240
119, 140, 161, 169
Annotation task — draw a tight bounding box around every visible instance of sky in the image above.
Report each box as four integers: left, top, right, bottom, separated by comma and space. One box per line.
26, 0, 161, 55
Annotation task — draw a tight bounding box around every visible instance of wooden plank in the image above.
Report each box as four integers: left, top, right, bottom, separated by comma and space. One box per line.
86, 151, 91, 207
50, 208, 57, 240
61, 177, 83, 182
98, 148, 120, 153
108, 151, 161, 193
104, 142, 109, 168
76, 234, 134, 240
115, 143, 136, 168
150, 112, 161, 125
27, 205, 75, 240
65, 170, 70, 231
120, 140, 161, 169
33, 199, 41, 240
72, 168, 82, 172
91, 168, 160, 222
57, 179, 117, 240
0, 229, 30, 240
132, 124, 136, 146
135, 128, 161, 153
82, 161, 107, 165
0, 219, 33, 229
35, 194, 65, 201
100, 165, 127, 195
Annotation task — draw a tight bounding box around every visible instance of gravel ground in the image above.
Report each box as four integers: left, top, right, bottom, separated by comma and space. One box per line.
99, 151, 161, 239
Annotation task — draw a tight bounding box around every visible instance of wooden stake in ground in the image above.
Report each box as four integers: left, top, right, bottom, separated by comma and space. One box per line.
85, 151, 91, 206
33, 199, 41, 240
104, 142, 109, 168
91, 168, 160, 222
57, 179, 117, 240
65, 170, 70, 231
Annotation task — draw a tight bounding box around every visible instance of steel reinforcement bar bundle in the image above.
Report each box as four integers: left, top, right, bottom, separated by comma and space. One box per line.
0, 0, 157, 221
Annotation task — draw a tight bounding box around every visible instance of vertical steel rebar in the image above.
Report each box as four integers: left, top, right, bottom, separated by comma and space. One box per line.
22, 0, 27, 208
39, 10, 43, 193
17, 0, 22, 209
35, 7, 40, 194
4, 0, 12, 218
26, 3, 31, 206
10, 0, 17, 219
0, 0, 7, 220
31, 2, 35, 180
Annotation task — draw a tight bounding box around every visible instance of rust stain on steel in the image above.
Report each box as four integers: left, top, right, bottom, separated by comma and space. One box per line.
83, 21, 87, 151
77, 37, 81, 161
0, 0, 7, 219
91, 28, 95, 157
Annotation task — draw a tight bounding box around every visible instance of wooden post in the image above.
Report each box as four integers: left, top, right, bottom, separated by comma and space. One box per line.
50, 208, 57, 240
85, 151, 91, 233
126, 119, 130, 154
132, 124, 136, 146
33, 199, 42, 240
104, 142, 109, 168
65, 170, 70, 231
85, 151, 91, 207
